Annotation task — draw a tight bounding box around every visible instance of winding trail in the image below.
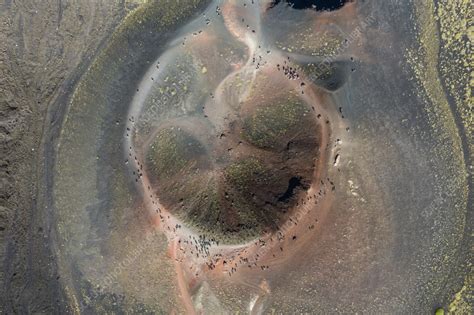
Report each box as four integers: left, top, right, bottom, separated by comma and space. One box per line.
124, 0, 345, 311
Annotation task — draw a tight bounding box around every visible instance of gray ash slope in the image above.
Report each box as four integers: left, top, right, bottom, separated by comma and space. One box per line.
0, 1, 125, 312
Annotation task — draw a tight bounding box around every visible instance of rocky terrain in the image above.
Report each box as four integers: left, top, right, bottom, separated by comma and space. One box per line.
0, 0, 471, 313
0, 1, 131, 311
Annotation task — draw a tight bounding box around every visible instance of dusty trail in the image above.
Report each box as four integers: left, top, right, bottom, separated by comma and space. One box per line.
123, 0, 345, 310
3, 0, 468, 313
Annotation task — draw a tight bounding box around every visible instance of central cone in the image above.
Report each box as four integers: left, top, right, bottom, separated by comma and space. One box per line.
144, 92, 321, 241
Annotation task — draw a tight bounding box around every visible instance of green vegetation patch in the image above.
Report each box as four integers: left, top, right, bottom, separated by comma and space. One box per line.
242, 97, 310, 149
146, 127, 205, 179
224, 158, 279, 192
